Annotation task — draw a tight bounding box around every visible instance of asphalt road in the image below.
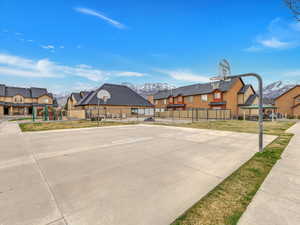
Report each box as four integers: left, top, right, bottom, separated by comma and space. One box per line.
0, 122, 276, 225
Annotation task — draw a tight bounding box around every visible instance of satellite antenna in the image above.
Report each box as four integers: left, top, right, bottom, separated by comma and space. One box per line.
212, 81, 220, 90
96, 89, 111, 126
211, 59, 231, 81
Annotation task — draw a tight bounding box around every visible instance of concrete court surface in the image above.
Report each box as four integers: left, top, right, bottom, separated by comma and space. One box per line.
0, 122, 276, 225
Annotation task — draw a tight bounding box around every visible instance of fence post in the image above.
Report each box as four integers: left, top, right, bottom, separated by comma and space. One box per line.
207, 109, 209, 120
192, 108, 194, 123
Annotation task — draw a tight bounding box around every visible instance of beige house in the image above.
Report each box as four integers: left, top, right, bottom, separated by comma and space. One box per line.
0, 84, 57, 117
66, 91, 89, 110
67, 83, 153, 119
275, 85, 300, 117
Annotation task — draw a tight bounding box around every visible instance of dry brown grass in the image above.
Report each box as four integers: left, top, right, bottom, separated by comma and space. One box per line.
157, 120, 295, 136
19, 120, 136, 132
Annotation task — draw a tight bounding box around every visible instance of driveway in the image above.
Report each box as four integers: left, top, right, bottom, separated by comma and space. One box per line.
0, 123, 276, 225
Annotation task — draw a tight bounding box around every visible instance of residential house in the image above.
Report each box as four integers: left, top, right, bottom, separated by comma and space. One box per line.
73, 83, 153, 117
153, 78, 258, 117
0, 84, 57, 117
275, 85, 300, 117
66, 91, 89, 110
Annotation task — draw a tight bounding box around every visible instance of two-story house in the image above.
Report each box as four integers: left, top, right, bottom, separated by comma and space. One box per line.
153, 78, 258, 117
0, 84, 57, 117
275, 85, 300, 117
66, 91, 90, 110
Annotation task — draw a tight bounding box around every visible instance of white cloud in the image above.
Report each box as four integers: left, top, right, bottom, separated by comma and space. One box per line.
41, 45, 55, 50
245, 18, 300, 52
74, 7, 126, 29
0, 53, 144, 82
116, 71, 145, 77
258, 37, 291, 49
59, 46, 64, 49
158, 69, 210, 82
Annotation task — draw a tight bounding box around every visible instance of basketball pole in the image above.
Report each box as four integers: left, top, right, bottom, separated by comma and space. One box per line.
211, 73, 264, 152
97, 98, 100, 127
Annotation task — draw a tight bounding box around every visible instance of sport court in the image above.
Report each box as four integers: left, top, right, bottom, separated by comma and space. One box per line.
0, 123, 276, 225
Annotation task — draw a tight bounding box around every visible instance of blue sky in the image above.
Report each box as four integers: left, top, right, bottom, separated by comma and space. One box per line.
1, 0, 300, 94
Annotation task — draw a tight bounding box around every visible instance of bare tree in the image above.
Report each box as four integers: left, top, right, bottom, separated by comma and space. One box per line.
284, 0, 300, 20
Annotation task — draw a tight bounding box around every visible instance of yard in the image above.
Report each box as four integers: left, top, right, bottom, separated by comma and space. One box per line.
19, 120, 137, 131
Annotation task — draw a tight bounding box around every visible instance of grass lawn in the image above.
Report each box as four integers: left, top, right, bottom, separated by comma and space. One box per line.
9, 117, 33, 122
19, 120, 136, 132
159, 120, 295, 136
170, 120, 295, 225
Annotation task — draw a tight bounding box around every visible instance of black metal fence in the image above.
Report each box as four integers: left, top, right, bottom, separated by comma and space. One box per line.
84, 107, 231, 121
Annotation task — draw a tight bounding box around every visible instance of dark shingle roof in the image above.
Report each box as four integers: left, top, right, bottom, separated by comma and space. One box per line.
5, 86, 31, 97
76, 83, 153, 107
0, 84, 54, 99
238, 84, 252, 94
153, 78, 238, 100
239, 94, 258, 106
30, 87, 48, 98
71, 93, 82, 102
0, 84, 5, 96
80, 91, 89, 97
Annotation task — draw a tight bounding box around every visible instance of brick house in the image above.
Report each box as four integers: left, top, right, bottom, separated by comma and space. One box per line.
275, 85, 300, 117
72, 83, 153, 117
153, 78, 258, 117
66, 91, 89, 110
0, 84, 57, 117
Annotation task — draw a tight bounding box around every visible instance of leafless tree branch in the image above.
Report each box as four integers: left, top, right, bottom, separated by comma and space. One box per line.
284, 0, 300, 21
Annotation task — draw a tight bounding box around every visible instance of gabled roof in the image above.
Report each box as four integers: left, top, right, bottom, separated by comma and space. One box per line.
275, 85, 300, 100
245, 94, 258, 105
0, 84, 54, 99
5, 86, 31, 97
153, 78, 239, 100
238, 84, 255, 94
76, 83, 153, 107
80, 91, 89, 98
71, 93, 82, 102
238, 94, 258, 106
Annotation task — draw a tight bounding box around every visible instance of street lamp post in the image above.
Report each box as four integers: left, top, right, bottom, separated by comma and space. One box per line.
211, 73, 264, 152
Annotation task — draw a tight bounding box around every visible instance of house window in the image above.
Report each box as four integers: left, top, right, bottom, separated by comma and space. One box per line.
44, 98, 49, 104
131, 108, 138, 114
214, 92, 221, 99
14, 96, 23, 103
188, 96, 194, 103
163, 99, 167, 104
201, 94, 208, 102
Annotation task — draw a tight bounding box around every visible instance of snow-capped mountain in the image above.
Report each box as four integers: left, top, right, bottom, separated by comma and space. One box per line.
121, 82, 176, 98
263, 81, 296, 99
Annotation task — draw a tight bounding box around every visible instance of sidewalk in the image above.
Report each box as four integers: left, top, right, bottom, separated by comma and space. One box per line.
238, 122, 300, 225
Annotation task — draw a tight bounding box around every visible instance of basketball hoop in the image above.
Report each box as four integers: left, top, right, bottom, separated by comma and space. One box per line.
97, 89, 111, 103
96, 89, 111, 126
